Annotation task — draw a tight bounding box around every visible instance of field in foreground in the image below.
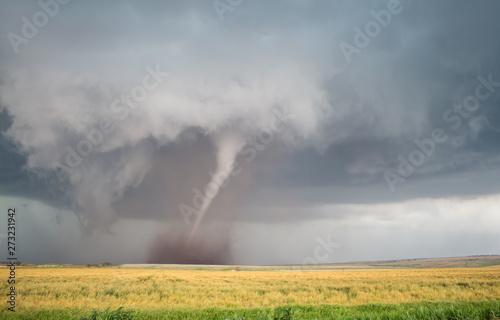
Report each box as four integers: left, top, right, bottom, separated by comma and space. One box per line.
0, 267, 499, 319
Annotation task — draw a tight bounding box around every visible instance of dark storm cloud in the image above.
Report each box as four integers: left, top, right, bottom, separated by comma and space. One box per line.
1, 0, 499, 208
0, 110, 70, 209
256, 0, 500, 203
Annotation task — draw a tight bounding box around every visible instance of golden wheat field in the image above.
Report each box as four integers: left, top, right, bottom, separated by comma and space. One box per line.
1, 266, 499, 311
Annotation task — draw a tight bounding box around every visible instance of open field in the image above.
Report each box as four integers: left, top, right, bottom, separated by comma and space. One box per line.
3, 254, 499, 271
1, 266, 499, 319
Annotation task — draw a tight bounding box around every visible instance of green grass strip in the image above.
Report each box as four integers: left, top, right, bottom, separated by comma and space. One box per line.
1, 300, 499, 320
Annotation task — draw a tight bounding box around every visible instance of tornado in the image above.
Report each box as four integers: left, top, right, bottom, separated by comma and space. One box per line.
188, 132, 245, 244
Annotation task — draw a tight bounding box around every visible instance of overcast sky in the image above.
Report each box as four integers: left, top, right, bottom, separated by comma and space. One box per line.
0, 0, 499, 265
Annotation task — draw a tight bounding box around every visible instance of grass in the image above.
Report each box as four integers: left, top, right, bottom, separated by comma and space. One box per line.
0, 301, 499, 319
80, 307, 137, 320
0, 267, 498, 319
